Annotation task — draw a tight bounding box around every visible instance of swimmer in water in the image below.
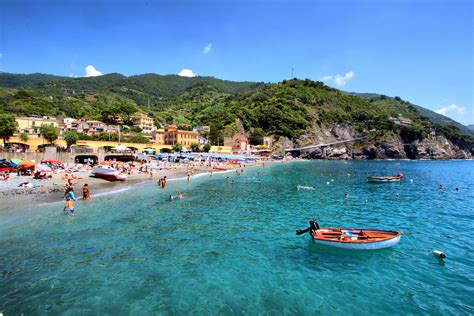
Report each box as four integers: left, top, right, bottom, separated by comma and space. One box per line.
344, 193, 350, 198
177, 191, 183, 199
439, 184, 444, 190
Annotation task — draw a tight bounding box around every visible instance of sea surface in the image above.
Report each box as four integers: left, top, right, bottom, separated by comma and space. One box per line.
1, 161, 473, 315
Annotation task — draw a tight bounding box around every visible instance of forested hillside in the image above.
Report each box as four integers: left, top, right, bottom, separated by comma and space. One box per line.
0, 72, 472, 149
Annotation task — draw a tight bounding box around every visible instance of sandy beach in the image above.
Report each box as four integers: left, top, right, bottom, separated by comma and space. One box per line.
0, 160, 281, 212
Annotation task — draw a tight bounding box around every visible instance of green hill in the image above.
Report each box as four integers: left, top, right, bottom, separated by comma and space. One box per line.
350, 92, 474, 137
0, 73, 472, 149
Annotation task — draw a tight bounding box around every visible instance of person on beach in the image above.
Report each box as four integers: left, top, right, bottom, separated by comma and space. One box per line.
64, 180, 73, 198
66, 187, 76, 201
187, 172, 191, 183
82, 184, 91, 201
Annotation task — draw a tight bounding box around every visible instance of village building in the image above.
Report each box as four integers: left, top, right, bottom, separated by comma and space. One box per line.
155, 125, 199, 148
131, 113, 155, 134
225, 134, 249, 153
16, 116, 58, 137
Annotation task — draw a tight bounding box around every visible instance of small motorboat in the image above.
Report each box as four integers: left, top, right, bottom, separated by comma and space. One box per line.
297, 221, 402, 250
90, 166, 127, 181
367, 173, 404, 182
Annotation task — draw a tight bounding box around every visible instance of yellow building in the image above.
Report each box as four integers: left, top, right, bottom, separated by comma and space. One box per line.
176, 130, 199, 147
153, 129, 165, 145
16, 116, 58, 137
160, 125, 199, 148
131, 114, 155, 134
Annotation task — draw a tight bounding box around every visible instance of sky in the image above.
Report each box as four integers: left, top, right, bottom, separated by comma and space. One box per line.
0, 0, 473, 125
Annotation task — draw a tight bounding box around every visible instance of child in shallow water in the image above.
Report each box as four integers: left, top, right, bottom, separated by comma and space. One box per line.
64, 198, 75, 216
82, 184, 91, 200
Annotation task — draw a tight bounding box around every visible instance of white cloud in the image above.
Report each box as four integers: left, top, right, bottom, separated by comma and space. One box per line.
178, 68, 197, 77
203, 43, 212, 54
322, 71, 355, 86
85, 65, 103, 77
435, 104, 469, 124
435, 104, 465, 116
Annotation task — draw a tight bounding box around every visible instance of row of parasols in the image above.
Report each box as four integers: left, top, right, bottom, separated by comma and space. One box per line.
0, 158, 63, 172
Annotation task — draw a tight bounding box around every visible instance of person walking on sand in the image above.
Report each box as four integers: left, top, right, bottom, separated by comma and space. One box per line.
64, 179, 73, 198
82, 184, 91, 201
187, 172, 191, 183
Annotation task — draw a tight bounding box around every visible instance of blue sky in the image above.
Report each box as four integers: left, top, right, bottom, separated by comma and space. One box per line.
1, 0, 473, 124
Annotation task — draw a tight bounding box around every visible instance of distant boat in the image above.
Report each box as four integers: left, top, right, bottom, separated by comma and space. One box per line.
367, 173, 404, 182
296, 221, 402, 250
90, 166, 127, 181
311, 228, 402, 250
213, 167, 227, 171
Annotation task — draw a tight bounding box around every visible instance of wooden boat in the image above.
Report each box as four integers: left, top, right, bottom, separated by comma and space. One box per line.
367, 173, 403, 182
311, 228, 402, 250
90, 166, 127, 181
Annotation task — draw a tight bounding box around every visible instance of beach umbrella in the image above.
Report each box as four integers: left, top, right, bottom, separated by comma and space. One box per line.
11, 158, 22, 164
42, 159, 62, 165
36, 164, 52, 172
18, 160, 37, 168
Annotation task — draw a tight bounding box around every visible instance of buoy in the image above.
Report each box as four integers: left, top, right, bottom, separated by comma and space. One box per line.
410, 179, 413, 183
331, 179, 334, 182
433, 250, 446, 259
326, 182, 330, 185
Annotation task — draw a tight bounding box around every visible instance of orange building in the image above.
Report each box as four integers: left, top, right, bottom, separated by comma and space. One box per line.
156, 125, 199, 148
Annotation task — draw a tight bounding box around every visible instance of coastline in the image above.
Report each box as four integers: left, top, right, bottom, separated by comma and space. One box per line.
0, 161, 286, 212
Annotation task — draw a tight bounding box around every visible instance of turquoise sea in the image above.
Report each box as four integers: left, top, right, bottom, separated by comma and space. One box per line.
1, 161, 473, 315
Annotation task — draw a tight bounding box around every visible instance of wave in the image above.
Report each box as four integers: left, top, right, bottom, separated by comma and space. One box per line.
91, 187, 130, 198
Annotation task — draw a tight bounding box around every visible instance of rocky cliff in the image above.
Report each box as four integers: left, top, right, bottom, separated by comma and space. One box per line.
278, 124, 473, 160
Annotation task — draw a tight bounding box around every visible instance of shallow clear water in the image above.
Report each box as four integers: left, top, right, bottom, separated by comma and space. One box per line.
1, 161, 473, 315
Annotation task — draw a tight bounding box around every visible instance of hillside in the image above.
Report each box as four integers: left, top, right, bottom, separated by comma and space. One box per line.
350, 92, 474, 137
0, 73, 472, 158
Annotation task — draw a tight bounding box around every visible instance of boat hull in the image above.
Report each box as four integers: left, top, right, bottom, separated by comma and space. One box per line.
311, 228, 402, 250
313, 234, 401, 250
90, 168, 127, 181
367, 177, 402, 183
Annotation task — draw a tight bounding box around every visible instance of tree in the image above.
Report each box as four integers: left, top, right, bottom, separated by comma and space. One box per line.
63, 131, 79, 148
203, 143, 211, 152
209, 123, 224, 146
0, 114, 18, 144
172, 143, 182, 152
19, 132, 29, 143
40, 124, 59, 144
191, 143, 200, 152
